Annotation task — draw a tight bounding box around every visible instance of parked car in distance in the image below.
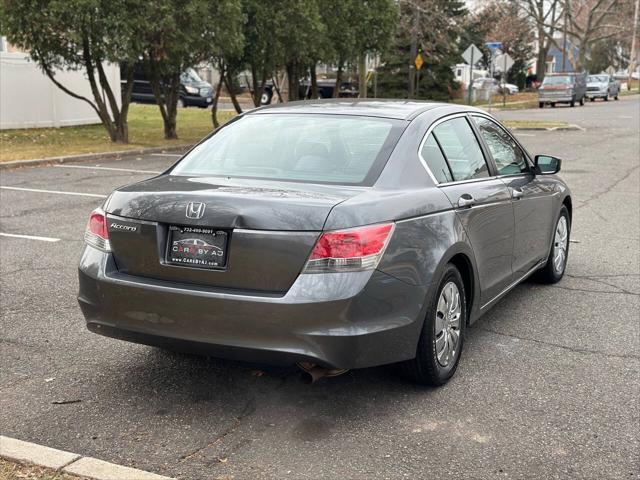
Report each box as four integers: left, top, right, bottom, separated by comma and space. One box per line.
79, 100, 572, 386
260, 79, 358, 105
538, 73, 587, 108
586, 74, 620, 101
121, 63, 214, 108
472, 78, 519, 95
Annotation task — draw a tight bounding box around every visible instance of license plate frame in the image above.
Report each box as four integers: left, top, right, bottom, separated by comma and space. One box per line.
165, 225, 229, 270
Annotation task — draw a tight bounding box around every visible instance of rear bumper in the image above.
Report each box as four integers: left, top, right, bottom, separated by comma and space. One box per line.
585, 91, 607, 98
78, 246, 428, 369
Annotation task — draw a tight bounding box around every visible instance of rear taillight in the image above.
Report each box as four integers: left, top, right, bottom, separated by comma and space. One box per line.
303, 222, 395, 273
84, 208, 111, 251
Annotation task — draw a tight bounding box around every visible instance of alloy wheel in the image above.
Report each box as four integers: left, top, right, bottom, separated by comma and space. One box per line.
435, 282, 462, 367
553, 216, 569, 274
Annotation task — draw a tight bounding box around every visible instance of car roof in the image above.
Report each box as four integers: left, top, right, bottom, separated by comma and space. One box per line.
248, 99, 474, 121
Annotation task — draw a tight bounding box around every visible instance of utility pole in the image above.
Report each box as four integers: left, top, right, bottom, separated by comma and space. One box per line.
629, 0, 640, 91
408, 3, 420, 98
561, 0, 569, 72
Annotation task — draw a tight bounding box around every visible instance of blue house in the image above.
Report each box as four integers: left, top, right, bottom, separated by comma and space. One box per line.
546, 39, 581, 73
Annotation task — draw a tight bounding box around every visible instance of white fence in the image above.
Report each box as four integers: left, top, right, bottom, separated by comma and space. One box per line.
0, 52, 120, 130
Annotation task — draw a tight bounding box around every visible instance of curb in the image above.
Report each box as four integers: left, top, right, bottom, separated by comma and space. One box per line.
0, 435, 173, 480
0, 144, 193, 171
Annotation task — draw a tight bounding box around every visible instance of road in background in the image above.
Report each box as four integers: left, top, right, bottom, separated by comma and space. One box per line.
1, 97, 638, 479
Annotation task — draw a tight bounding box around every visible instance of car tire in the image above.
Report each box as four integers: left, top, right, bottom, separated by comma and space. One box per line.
535, 206, 570, 284
590, 97, 595, 102
615, 93, 619, 100
570, 98, 575, 107
261, 91, 273, 105
401, 263, 466, 386
551, 103, 556, 108
604, 93, 609, 101
539, 102, 544, 109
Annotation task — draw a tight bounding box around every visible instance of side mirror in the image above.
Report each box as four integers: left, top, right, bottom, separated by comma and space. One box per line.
534, 154, 562, 174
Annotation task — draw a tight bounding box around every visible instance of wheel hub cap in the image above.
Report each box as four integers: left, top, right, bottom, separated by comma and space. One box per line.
553, 216, 568, 274
435, 282, 462, 367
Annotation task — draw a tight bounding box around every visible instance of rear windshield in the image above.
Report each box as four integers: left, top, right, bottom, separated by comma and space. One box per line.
542, 76, 572, 85
170, 114, 404, 186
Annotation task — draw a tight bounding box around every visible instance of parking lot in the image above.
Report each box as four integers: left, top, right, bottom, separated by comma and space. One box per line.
1, 97, 638, 479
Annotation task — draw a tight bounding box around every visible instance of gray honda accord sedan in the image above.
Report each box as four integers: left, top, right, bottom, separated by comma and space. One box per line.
78, 100, 571, 385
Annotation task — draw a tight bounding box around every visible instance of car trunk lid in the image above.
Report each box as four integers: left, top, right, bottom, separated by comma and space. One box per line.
104, 175, 363, 293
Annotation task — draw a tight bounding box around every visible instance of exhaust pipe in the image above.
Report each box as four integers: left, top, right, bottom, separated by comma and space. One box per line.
297, 362, 349, 384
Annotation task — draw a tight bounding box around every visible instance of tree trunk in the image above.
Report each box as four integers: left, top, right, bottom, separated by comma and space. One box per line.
211, 64, 226, 128
310, 63, 318, 99
163, 72, 180, 140
333, 62, 344, 98
536, 26, 548, 81
250, 64, 260, 107
116, 63, 135, 144
286, 62, 299, 101
146, 58, 179, 140
80, 37, 119, 141
224, 70, 243, 114
358, 54, 367, 98
272, 74, 284, 103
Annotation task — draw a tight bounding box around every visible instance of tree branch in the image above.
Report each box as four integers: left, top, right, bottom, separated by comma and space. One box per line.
41, 66, 100, 118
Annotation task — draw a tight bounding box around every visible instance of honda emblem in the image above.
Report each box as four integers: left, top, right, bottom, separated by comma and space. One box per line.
185, 202, 206, 219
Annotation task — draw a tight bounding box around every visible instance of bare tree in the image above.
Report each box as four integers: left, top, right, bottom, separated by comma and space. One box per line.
558, 0, 620, 70
520, 0, 564, 79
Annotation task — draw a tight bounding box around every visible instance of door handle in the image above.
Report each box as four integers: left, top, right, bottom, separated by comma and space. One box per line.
510, 187, 524, 199
457, 194, 475, 208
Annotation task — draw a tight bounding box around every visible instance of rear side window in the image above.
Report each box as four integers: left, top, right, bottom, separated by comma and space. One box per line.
420, 134, 453, 183
432, 117, 488, 182
473, 116, 529, 175
171, 114, 404, 186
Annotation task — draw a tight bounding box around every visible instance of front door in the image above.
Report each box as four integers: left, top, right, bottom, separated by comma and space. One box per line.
471, 115, 554, 279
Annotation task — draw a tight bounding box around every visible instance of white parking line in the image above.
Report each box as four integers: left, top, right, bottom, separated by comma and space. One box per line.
0, 232, 60, 242
54, 165, 161, 174
0, 186, 107, 198
151, 153, 182, 157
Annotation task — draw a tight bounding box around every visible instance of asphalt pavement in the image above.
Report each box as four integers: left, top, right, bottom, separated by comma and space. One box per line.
1, 97, 638, 479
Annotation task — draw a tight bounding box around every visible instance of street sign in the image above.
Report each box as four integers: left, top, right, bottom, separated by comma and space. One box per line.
493, 53, 514, 73
485, 41, 502, 53
415, 52, 424, 70
462, 44, 482, 66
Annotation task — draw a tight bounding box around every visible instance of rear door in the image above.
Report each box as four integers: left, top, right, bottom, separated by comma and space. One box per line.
471, 114, 554, 279
423, 115, 514, 305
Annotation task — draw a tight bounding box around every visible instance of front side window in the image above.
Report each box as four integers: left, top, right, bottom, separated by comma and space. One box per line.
473, 116, 529, 175
432, 117, 489, 182
171, 114, 403, 185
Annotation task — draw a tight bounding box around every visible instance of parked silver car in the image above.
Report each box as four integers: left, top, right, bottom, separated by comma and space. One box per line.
586, 74, 620, 101
473, 78, 519, 95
